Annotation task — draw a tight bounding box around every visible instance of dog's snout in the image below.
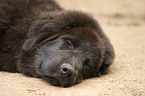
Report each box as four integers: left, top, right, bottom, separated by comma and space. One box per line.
61, 64, 74, 78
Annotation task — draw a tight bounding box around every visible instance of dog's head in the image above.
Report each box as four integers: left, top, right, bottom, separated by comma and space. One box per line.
18, 11, 105, 87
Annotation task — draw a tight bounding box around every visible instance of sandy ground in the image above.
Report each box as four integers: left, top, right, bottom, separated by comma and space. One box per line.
0, 0, 145, 96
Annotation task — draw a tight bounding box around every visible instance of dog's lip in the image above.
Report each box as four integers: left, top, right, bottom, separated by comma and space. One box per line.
42, 73, 79, 87
43, 75, 61, 86
38, 64, 61, 86
37, 62, 81, 87
42, 74, 76, 87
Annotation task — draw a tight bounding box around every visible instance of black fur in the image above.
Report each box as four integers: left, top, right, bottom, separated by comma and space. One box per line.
0, 0, 114, 87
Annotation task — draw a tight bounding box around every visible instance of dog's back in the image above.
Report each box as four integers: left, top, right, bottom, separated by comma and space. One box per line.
0, 0, 61, 36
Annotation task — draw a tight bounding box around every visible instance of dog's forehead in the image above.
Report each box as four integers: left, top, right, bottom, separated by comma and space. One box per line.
65, 27, 98, 42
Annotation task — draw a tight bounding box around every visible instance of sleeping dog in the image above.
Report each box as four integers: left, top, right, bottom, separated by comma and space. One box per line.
0, 0, 114, 87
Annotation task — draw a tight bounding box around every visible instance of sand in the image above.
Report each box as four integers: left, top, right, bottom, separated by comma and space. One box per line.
0, 0, 145, 96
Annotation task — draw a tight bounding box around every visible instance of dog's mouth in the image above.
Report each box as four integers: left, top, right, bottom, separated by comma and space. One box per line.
37, 63, 60, 86
43, 75, 61, 86
42, 72, 81, 87
37, 62, 80, 87
43, 74, 79, 87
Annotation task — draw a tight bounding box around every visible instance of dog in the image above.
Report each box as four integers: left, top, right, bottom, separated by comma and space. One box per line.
0, 0, 114, 87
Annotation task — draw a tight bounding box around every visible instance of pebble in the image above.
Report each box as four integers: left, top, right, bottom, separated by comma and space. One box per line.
109, 79, 113, 82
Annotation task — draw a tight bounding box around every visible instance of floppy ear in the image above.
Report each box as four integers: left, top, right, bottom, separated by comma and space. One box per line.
22, 18, 54, 52
22, 33, 48, 52
23, 31, 64, 52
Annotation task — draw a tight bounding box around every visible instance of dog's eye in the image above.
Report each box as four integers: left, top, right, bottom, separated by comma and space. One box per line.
66, 40, 73, 49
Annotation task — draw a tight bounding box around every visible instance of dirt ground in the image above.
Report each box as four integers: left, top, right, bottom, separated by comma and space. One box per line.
0, 0, 145, 96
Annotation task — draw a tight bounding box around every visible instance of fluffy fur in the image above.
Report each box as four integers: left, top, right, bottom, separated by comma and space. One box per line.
0, 0, 114, 87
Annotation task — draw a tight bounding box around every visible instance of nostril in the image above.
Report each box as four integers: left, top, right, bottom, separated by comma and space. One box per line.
61, 64, 74, 77
62, 67, 68, 73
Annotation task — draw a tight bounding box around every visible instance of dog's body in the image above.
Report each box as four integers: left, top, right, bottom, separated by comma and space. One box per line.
0, 0, 114, 87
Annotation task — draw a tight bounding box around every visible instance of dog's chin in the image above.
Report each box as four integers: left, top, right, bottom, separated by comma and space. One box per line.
43, 76, 61, 86
43, 75, 79, 87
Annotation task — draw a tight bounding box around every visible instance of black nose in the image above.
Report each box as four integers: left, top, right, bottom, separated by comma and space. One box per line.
61, 64, 74, 78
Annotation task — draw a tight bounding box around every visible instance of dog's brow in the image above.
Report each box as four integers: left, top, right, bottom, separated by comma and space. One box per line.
32, 32, 66, 52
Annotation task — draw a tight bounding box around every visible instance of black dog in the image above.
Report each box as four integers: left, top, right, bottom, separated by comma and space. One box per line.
0, 0, 114, 87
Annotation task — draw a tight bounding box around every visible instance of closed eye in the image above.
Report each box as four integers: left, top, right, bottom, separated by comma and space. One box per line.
66, 40, 73, 49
